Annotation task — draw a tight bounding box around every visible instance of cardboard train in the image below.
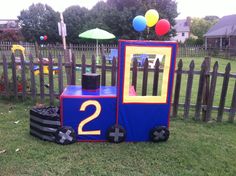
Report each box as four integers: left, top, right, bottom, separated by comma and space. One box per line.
30, 40, 177, 144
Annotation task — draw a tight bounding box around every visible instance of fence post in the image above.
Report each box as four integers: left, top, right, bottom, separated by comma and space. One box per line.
202, 57, 211, 121
205, 61, 218, 122
184, 60, 195, 119
195, 59, 206, 121
172, 59, 183, 118
229, 81, 236, 123
217, 63, 231, 122
152, 59, 160, 96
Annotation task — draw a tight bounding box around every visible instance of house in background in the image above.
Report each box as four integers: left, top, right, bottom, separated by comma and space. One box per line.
171, 17, 191, 43
0, 19, 19, 32
204, 14, 236, 50
0, 19, 22, 41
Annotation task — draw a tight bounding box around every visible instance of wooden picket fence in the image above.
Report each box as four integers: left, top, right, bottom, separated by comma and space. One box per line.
1, 41, 236, 59
0, 52, 236, 123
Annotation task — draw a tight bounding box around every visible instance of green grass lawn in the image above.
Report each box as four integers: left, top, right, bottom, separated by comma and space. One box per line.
0, 100, 236, 176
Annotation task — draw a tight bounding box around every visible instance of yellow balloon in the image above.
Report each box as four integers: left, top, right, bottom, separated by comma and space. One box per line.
145, 9, 159, 27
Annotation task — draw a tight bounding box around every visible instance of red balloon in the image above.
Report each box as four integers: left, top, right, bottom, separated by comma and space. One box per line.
155, 19, 170, 36
43, 35, 48, 41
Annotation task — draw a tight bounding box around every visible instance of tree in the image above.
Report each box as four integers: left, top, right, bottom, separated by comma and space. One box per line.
82, 1, 110, 30
104, 0, 178, 40
0, 30, 24, 42
18, 3, 60, 43
204, 16, 219, 25
191, 17, 219, 41
63, 6, 89, 44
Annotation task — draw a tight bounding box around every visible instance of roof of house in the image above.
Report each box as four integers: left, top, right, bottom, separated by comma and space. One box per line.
174, 19, 190, 32
204, 14, 236, 37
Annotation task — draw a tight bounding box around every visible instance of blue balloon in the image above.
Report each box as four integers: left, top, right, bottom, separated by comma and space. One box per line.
132, 15, 147, 32
40, 36, 44, 40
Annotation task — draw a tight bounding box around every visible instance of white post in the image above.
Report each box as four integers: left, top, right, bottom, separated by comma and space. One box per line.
96, 40, 98, 60
60, 12, 66, 50
220, 37, 222, 50
95, 40, 100, 64
205, 37, 208, 50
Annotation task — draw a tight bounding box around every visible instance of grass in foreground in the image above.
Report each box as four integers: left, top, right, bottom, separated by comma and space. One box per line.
0, 100, 236, 176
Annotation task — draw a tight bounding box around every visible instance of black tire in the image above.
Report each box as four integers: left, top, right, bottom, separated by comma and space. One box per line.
150, 126, 170, 142
107, 124, 126, 143
55, 126, 76, 145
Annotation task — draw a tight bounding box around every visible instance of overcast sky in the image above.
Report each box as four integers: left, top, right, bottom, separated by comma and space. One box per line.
0, 0, 235, 19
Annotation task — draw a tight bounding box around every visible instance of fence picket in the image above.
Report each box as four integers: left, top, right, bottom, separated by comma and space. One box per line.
142, 58, 149, 96
11, 54, 18, 100
29, 54, 36, 102
184, 60, 195, 119
101, 55, 106, 86
2, 54, 9, 96
217, 63, 231, 122
20, 53, 27, 100
58, 54, 64, 95
91, 55, 96, 73
111, 57, 117, 86
38, 54, 45, 103
152, 59, 160, 96
172, 59, 183, 118
229, 81, 236, 122
71, 53, 76, 85
81, 54, 86, 75
202, 57, 211, 121
132, 58, 138, 90
48, 53, 54, 105
194, 60, 207, 120
205, 61, 218, 121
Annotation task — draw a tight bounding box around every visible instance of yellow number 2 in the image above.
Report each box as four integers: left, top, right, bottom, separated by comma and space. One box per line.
78, 100, 101, 135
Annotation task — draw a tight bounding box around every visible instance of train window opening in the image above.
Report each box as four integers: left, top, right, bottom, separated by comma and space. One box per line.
123, 46, 172, 104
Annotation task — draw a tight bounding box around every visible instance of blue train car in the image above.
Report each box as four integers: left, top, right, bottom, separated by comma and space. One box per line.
60, 40, 177, 143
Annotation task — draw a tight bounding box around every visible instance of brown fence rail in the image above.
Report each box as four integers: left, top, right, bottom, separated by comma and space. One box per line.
0, 51, 236, 123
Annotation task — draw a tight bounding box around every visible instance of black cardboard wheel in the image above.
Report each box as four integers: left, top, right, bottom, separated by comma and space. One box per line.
55, 126, 76, 145
107, 124, 126, 143
29, 106, 61, 142
150, 126, 170, 142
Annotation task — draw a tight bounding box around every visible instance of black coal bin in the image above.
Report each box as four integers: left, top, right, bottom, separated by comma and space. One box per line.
82, 73, 100, 90
29, 106, 60, 142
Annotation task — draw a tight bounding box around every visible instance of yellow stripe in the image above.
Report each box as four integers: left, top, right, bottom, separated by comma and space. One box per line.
123, 46, 172, 103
